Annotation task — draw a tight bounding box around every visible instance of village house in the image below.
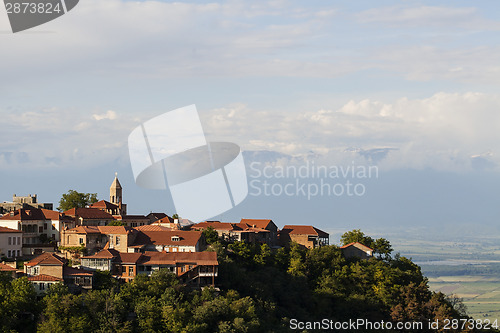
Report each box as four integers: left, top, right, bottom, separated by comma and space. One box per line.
128, 230, 205, 253
24, 252, 94, 292
0, 208, 74, 255
0, 262, 20, 278
279, 225, 329, 249
340, 242, 374, 259
81, 249, 218, 286
238, 219, 279, 245
192, 219, 279, 245
63, 207, 115, 226
191, 221, 244, 242
60, 225, 138, 257
0, 226, 23, 259
27, 275, 63, 295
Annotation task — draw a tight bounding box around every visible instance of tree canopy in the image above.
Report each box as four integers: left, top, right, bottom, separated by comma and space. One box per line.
58, 190, 98, 211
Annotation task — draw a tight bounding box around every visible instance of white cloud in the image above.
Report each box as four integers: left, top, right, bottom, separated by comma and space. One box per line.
201, 93, 500, 172
92, 110, 117, 121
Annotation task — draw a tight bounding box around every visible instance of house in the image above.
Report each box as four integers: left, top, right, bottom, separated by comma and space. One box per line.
128, 230, 205, 253
0, 262, 19, 278
0, 194, 53, 215
0, 226, 23, 259
27, 275, 63, 295
116, 215, 150, 228
0, 209, 68, 255
340, 242, 374, 259
24, 252, 94, 292
63, 208, 115, 226
24, 252, 67, 277
191, 221, 244, 242
60, 225, 138, 257
279, 225, 329, 249
81, 249, 218, 286
238, 219, 278, 245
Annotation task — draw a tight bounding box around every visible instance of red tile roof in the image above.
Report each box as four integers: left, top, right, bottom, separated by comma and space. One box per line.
0, 226, 21, 233
147, 213, 168, 221
281, 225, 329, 238
193, 221, 241, 231
157, 215, 174, 224
0, 263, 17, 271
89, 200, 119, 210
132, 230, 202, 247
239, 219, 276, 230
25, 252, 67, 267
134, 225, 173, 232
81, 250, 218, 266
63, 208, 114, 220
65, 226, 101, 234
65, 225, 134, 235
140, 251, 218, 266
63, 266, 94, 276
81, 249, 118, 259
340, 242, 373, 251
27, 274, 63, 282
97, 226, 133, 235
0, 208, 70, 221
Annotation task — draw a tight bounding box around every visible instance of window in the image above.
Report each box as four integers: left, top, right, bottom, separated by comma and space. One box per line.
17, 237, 20, 245
52, 224, 55, 230
44, 223, 47, 230
79, 238, 84, 244
38, 226, 43, 233
172, 248, 177, 252
39, 283, 45, 290
16, 250, 20, 257
116, 236, 120, 245
122, 266, 127, 273
8, 237, 11, 245
129, 266, 134, 275
7, 250, 11, 257
171, 236, 180, 241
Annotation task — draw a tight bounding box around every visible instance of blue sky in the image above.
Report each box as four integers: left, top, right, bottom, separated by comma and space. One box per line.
0, 1, 499, 236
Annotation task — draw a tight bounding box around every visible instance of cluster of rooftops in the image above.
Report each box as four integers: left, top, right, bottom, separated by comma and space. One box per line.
0, 177, 373, 294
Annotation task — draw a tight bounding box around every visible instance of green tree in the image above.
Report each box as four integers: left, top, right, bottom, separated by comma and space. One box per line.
58, 190, 98, 211
340, 229, 374, 247
108, 220, 124, 226
202, 226, 219, 245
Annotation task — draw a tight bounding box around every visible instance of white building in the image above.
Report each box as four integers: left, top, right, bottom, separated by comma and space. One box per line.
0, 226, 22, 259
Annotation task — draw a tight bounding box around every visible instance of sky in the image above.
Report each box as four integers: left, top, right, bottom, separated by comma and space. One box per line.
1, 1, 499, 239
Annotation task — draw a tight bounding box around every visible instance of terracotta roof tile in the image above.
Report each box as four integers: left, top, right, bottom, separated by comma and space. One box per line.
140, 251, 218, 266
281, 225, 329, 238
193, 221, 240, 231
97, 226, 133, 234
63, 208, 114, 220
89, 200, 119, 210
239, 219, 276, 230
134, 225, 172, 232
0, 263, 17, 271
27, 274, 63, 282
25, 252, 67, 267
0, 226, 21, 233
340, 242, 373, 251
132, 230, 202, 247
63, 266, 94, 276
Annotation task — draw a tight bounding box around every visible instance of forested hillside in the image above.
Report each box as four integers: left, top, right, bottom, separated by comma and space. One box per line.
0, 231, 494, 332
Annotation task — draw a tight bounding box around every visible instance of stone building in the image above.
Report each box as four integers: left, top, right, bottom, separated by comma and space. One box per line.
0, 194, 53, 215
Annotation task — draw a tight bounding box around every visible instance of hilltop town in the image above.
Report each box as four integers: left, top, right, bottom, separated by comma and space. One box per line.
0, 175, 340, 293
